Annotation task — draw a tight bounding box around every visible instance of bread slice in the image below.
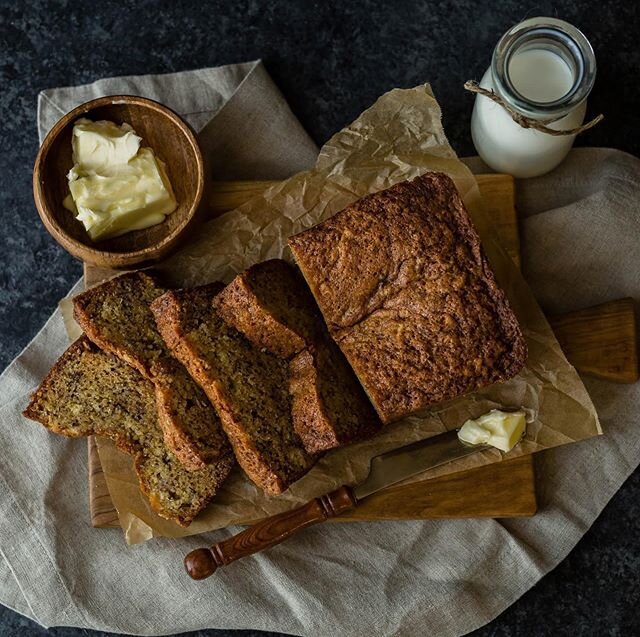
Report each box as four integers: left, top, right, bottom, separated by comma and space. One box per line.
213, 259, 321, 358
23, 337, 234, 526
73, 271, 168, 377
73, 271, 227, 471
289, 173, 527, 423
214, 259, 381, 453
151, 284, 315, 495
289, 335, 381, 454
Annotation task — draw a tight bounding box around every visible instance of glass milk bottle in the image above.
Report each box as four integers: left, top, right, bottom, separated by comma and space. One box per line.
471, 17, 597, 178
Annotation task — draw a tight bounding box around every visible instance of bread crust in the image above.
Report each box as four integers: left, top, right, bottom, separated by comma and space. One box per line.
289, 337, 381, 454
213, 259, 319, 358
213, 259, 382, 454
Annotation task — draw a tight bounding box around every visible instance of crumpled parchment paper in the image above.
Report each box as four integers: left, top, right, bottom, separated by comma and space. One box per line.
89, 85, 600, 543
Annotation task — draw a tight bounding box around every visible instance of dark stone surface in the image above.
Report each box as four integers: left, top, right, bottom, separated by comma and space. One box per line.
1, 0, 638, 635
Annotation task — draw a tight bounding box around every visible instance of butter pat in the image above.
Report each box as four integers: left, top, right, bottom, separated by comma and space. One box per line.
64, 118, 177, 241
457, 409, 526, 452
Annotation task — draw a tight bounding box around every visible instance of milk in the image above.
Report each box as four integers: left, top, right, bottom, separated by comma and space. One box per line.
471, 46, 588, 178
508, 49, 574, 103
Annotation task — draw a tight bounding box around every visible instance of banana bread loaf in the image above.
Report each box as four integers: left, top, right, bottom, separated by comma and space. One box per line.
73, 271, 228, 471
288, 172, 527, 424
23, 337, 234, 526
151, 284, 315, 495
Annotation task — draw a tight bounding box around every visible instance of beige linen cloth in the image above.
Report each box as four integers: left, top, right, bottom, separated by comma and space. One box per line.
0, 60, 638, 635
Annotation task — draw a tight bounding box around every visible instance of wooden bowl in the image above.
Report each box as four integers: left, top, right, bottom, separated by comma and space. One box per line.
33, 95, 205, 269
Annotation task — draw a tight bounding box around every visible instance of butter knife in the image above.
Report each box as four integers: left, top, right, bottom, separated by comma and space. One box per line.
184, 429, 489, 579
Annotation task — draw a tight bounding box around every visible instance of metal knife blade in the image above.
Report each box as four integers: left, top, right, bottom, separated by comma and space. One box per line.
353, 429, 490, 500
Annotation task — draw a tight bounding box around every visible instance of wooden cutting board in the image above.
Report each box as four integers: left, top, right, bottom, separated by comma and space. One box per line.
84, 174, 638, 529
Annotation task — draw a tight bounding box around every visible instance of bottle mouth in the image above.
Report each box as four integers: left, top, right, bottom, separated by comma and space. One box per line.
491, 17, 596, 118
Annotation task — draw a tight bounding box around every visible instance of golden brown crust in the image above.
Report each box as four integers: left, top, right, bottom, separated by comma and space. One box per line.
73, 271, 228, 470
289, 348, 339, 453
154, 389, 206, 471
152, 293, 286, 491
151, 285, 315, 495
23, 336, 234, 526
289, 172, 527, 423
153, 359, 228, 471
213, 259, 320, 358
289, 336, 381, 454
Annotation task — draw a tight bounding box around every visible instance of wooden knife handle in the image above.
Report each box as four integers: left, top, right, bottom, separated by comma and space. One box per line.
184, 485, 356, 579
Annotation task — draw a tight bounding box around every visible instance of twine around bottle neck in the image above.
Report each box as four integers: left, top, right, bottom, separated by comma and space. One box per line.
464, 80, 604, 136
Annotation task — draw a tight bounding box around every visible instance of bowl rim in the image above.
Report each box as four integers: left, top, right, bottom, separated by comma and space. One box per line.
32, 94, 205, 264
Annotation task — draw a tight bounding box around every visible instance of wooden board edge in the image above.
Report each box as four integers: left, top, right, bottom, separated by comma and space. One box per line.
334, 454, 537, 521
